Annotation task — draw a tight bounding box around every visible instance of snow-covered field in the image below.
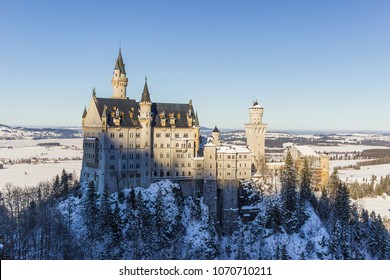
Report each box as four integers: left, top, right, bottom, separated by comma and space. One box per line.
356, 195, 390, 219
0, 138, 83, 190
312, 145, 390, 154
337, 164, 390, 184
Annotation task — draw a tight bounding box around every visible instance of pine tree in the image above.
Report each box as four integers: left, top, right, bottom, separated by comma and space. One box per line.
60, 169, 70, 196
99, 184, 112, 235
84, 181, 99, 257
299, 158, 312, 201
281, 152, 297, 213
127, 187, 136, 210
328, 169, 340, 201
52, 175, 61, 198
317, 188, 331, 222
334, 183, 350, 225
109, 202, 124, 259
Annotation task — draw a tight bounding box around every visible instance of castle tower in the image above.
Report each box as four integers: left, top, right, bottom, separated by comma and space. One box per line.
111, 48, 128, 99
211, 126, 221, 146
245, 100, 267, 169
139, 77, 152, 187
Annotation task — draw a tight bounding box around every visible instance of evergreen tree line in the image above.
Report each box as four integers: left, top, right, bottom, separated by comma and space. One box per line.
348, 175, 390, 200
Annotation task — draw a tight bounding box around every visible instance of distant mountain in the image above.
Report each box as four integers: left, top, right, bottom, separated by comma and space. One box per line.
0, 124, 82, 140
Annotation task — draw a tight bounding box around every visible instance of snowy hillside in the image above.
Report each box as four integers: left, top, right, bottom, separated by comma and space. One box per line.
0, 124, 82, 140
1, 155, 389, 260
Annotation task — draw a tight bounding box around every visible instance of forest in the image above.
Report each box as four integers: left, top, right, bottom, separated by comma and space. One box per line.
0, 153, 389, 260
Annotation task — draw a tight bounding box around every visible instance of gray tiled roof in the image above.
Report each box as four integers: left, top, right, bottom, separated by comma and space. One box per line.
94, 98, 198, 128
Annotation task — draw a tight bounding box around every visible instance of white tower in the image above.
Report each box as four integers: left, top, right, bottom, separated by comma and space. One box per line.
245, 100, 267, 168
111, 48, 128, 99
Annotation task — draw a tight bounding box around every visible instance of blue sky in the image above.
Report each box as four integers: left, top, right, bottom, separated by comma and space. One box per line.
0, 0, 389, 131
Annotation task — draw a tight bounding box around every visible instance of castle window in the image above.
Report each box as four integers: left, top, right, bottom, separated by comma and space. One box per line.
228, 155, 231, 159
110, 155, 115, 160
197, 163, 202, 168
129, 154, 134, 159
244, 155, 247, 159
109, 165, 115, 170
210, 164, 212, 168
119, 144, 123, 149
184, 133, 188, 138
210, 155, 212, 159
160, 153, 164, 158
122, 164, 126, 170
188, 153, 192, 158
165, 133, 170, 138
227, 172, 231, 176
160, 143, 164, 148
136, 133, 141, 138
167, 143, 170, 148
136, 144, 140, 148
239, 163, 241, 167
167, 171, 170, 176
239, 155, 242, 159
122, 154, 126, 160
129, 164, 133, 169
176, 172, 179, 176
110, 144, 115, 149
175, 163, 179, 167
130, 143, 134, 148
182, 171, 185, 176
166, 153, 170, 158
145, 142, 148, 147
181, 143, 185, 148
210, 173, 212, 176
176, 143, 179, 148
244, 163, 247, 167
130, 133, 134, 138
181, 163, 185, 167
227, 164, 231, 168
188, 143, 191, 148
175, 133, 179, 138
154, 144, 157, 148
167, 163, 170, 167
136, 154, 140, 159
135, 164, 140, 168
110, 133, 115, 138
188, 171, 191, 176
119, 132, 124, 138
188, 162, 191, 167
156, 133, 161, 138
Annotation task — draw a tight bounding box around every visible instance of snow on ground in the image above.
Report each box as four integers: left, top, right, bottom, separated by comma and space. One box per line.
356, 195, 390, 219
0, 161, 82, 189
337, 164, 390, 184
329, 159, 372, 170
0, 138, 83, 160
0, 138, 83, 189
312, 145, 390, 154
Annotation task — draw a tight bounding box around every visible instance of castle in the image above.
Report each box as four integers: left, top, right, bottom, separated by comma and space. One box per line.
80, 50, 267, 231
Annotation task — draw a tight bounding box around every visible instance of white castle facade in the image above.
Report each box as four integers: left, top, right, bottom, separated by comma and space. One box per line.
80, 50, 267, 231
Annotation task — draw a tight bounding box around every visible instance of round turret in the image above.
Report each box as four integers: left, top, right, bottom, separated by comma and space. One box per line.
248, 100, 263, 124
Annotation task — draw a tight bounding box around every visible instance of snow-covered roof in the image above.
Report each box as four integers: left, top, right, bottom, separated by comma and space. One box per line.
217, 144, 250, 154
293, 145, 318, 157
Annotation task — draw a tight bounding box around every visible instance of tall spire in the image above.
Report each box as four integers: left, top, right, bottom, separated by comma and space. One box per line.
111, 48, 128, 99
141, 76, 151, 102
194, 111, 199, 126
114, 48, 126, 75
